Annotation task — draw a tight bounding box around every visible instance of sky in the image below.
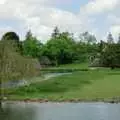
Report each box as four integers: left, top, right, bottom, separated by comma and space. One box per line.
0, 0, 120, 42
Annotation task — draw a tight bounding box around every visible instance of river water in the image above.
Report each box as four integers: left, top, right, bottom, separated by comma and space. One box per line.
0, 102, 120, 120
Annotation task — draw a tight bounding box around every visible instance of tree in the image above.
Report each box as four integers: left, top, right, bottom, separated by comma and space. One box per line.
0, 40, 40, 107
23, 31, 43, 58
80, 32, 97, 44
100, 43, 120, 69
2, 32, 19, 42
107, 32, 114, 44
118, 33, 120, 44
78, 32, 98, 63
1, 31, 23, 54
39, 56, 51, 67
25, 30, 33, 41
42, 31, 75, 66
51, 26, 60, 38
73, 42, 88, 63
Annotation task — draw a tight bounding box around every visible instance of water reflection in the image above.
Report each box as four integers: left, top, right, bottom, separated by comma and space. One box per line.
0, 102, 37, 120
0, 102, 120, 120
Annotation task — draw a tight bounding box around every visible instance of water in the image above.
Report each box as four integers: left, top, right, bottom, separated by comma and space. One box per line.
0, 102, 120, 120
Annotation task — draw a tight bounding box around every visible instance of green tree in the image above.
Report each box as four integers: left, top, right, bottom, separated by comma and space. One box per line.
100, 43, 120, 69
23, 31, 43, 58
42, 31, 75, 66
73, 42, 88, 63
77, 32, 98, 63
51, 26, 60, 38
80, 32, 97, 44
25, 30, 33, 41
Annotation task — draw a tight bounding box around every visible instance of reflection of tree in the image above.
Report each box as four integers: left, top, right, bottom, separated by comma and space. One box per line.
0, 103, 36, 120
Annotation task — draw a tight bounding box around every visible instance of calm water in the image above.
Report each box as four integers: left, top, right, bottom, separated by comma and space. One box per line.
0, 102, 120, 120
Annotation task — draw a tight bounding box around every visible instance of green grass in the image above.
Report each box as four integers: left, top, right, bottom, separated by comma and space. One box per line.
7, 69, 120, 101
41, 63, 89, 73
55, 63, 89, 69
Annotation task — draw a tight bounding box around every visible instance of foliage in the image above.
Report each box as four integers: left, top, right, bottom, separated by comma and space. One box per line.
2, 31, 19, 42
18, 28, 100, 67
23, 31, 43, 58
79, 32, 97, 44
39, 56, 51, 66
41, 31, 76, 66
0, 37, 40, 102
1, 31, 23, 54
101, 44, 120, 68
51, 26, 60, 38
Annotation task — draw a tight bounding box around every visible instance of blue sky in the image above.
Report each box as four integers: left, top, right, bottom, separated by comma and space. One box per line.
0, 0, 120, 42
55, 0, 88, 13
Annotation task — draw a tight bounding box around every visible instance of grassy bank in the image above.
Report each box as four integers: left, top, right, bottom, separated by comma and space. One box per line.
6, 69, 120, 102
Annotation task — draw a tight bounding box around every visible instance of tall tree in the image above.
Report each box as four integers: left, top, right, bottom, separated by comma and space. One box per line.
51, 26, 60, 38
107, 32, 114, 44
42, 31, 75, 66
118, 33, 120, 44
80, 32, 97, 44
25, 30, 33, 41
23, 31, 43, 58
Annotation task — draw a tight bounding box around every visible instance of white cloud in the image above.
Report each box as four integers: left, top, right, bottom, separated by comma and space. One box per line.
107, 14, 120, 41
107, 15, 120, 25
79, 0, 120, 41
0, 0, 88, 42
0, 0, 6, 4
80, 0, 119, 15
0, 0, 120, 42
0, 26, 16, 38
110, 25, 120, 39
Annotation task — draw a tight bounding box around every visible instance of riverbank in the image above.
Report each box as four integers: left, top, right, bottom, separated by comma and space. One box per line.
5, 97, 120, 104
5, 69, 120, 104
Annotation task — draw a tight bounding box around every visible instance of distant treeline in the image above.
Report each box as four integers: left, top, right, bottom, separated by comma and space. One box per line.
1, 26, 120, 69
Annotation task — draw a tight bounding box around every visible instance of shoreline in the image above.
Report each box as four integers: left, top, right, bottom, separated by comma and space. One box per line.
3, 97, 120, 104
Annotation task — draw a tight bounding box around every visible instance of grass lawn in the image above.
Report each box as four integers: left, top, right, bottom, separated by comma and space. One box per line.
41, 63, 89, 73
54, 63, 89, 69
7, 69, 120, 101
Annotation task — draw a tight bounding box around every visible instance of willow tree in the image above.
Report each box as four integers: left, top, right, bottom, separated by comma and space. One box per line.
1, 31, 23, 54
0, 40, 39, 107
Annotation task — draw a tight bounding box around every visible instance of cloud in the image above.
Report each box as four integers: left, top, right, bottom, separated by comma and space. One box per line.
0, 0, 120, 42
80, 0, 119, 15
0, 0, 88, 42
53, 0, 73, 5
110, 25, 120, 40
107, 14, 120, 41
107, 15, 120, 25
0, 0, 6, 4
